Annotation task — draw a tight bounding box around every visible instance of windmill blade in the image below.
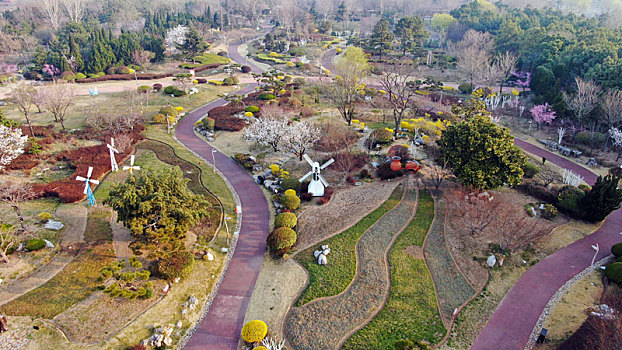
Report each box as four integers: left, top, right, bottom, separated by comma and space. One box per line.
86, 167, 93, 179
133, 165, 141, 170
123, 166, 131, 171
318, 174, 329, 187
303, 154, 314, 167
75, 176, 87, 181
130, 155, 135, 166
298, 171, 313, 183
320, 158, 335, 169
110, 138, 115, 147
83, 183, 89, 194
89, 179, 100, 185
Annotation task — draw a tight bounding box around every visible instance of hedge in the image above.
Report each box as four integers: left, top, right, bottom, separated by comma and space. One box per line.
76, 72, 172, 83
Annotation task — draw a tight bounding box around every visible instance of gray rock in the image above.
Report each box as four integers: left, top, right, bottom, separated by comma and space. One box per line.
176, 321, 183, 328
44, 220, 64, 230
487, 255, 496, 268
189, 295, 198, 306
44, 239, 55, 248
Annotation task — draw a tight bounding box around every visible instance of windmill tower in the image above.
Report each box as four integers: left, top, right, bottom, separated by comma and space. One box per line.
76, 166, 100, 206
107, 137, 119, 172
298, 154, 334, 197
123, 155, 141, 175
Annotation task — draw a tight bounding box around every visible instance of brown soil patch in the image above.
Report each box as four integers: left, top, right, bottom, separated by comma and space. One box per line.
243, 255, 307, 339
296, 181, 399, 250
403, 245, 424, 260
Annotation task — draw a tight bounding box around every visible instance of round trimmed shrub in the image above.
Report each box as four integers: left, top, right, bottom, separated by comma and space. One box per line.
153, 113, 167, 124
38, 212, 52, 222
137, 85, 150, 93
541, 204, 558, 220
163, 86, 176, 94
275, 212, 297, 228
26, 238, 46, 251
284, 189, 296, 197
267, 227, 297, 253
254, 347, 268, 350
116, 66, 130, 74
60, 71, 76, 81
159, 106, 179, 117
611, 242, 622, 258
201, 118, 215, 131
156, 251, 195, 281
281, 194, 300, 210
605, 262, 622, 285
458, 83, 473, 94
521, 162, 540, 178
245, 105, 260, 113
387, 145, 411, 161
172, 89, 187, 97
223, 77, 235, 86
75, 73, 86, 80
241, 320, 267, 343
258, 93, 276, 100
153, 83, 163, 91
241, 65, 252, 73
280, 178, 300, 192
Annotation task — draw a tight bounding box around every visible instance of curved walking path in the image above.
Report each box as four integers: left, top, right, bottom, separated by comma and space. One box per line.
180, 25, 272, 350
0, 205, 87, 306
286, 183, 418, 349
471, 138, 622, 350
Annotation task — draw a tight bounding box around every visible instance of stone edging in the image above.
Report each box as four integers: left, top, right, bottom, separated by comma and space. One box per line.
524, 255, 614, 350
171, 132, 244, 350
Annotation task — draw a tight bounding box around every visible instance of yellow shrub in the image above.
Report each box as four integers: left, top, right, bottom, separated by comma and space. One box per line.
245, 112, 254, 117
286, 62, 295, 67
270, 164, 280, 175
255, 347, 268, 350
284, 189, 296, 197
269, 52, 278, 57
241, 320, 267, 343
352, 119, 360, 124
175, 106, 184, 112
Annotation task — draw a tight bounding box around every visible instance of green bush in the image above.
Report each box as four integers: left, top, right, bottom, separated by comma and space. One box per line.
611, 242, 622, 258
541, 204, 558, 220
281, 194, 301, 210
575, 131, 608, 149
245, 105, 260, 113
394, 339, 415, 350
116, 66, 130, 74
605, 262, 622, 285
153, 113, 167, 124
26, 238, 46, 251
280, 178, 300, 192
159, 106, 179, 117
172, 89, 187, 97
222, 77, 235, 86
163, 86, 177, 94
258, 93, 276, 100
521, 162, 540, 178
557, 186, 585, 219
201, 118, 215, 131
267, 227, 297, 255
458, 83, 473, 93
275, 212, 297, 228
137, 85, 150, 93
157, 251, 195, 281
75, 73, 86, 80
371, 128, 393, 145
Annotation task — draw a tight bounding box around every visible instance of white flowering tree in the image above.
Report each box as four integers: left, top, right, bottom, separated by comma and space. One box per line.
610, 127, 622, 161
164, 25, 189, 54
244, 116, 289, 152
0, 125, 28, 171
283, 121, 321, 160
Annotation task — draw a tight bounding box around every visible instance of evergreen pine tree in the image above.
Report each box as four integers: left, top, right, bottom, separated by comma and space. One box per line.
369, 18, 394, 58
581, 175, 622, 222
69, 34, 84, 72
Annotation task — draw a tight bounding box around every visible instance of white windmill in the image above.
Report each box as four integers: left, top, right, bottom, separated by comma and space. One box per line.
107, 137, 119, 172
298, 154, 334, 197
76, 166, 99, 206
122, 155, 141, 175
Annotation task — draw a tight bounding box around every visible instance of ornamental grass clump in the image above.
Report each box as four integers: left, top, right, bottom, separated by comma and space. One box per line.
241, 320, 268, 343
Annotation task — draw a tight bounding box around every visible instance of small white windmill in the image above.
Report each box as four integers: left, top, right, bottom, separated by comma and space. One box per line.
123, 155, 141, 175
298, 154, 334, 197
107, 137, 119, 172
76, 166, 99, 206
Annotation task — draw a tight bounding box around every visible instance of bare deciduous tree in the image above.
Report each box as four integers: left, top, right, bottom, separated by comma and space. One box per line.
9, 82, 36, 137
601, 89, 622, 129
492, 204, 553, 253
41, 0, 64, 30
62, 0, 87, 23
377, 63, 420, 137
449, 188, 498, 236
44, 80, 74, 130
455, 29, 494, 88
563, 77, 601, 128
0, 223, 18, 263
488, 51, 518, 93
425, 161, 451, 194
0, 182, 34, 233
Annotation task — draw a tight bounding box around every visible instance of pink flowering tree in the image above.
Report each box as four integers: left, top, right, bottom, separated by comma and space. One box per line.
512, 71, 531, 90
530, 103, 556, 127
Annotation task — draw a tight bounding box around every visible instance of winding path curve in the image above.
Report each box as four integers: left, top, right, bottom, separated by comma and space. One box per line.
471, 138, 622, 350
180, 26, 272, 350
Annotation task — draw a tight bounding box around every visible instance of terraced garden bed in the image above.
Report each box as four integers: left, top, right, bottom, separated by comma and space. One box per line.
343, 191, 446, 348
294, 184, 404, 306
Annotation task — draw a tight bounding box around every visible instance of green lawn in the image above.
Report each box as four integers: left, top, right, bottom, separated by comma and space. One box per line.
294, 185, 404, 306
343, 191, 446, 349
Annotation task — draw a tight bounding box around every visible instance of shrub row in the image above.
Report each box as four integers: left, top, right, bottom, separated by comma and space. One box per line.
76, 72, 172, 83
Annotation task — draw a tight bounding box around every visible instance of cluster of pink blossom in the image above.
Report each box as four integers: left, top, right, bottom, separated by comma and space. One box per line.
511, 71, 531, 88
42, 64, 60, 77
530, 103, 557, 125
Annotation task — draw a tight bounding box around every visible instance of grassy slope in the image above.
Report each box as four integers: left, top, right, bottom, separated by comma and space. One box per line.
294, 185, 404, 306
343, 191, 446, 348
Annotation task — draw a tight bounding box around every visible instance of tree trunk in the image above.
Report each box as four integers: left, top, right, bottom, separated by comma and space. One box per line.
0, 250, 9, 263
12, 205, 27, 232
60, 118, 66, 130
24, 114, 34, 137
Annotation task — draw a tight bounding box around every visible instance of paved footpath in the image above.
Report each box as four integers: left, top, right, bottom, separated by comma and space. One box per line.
471, 138, 622, 350
181, 25, 272, 350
